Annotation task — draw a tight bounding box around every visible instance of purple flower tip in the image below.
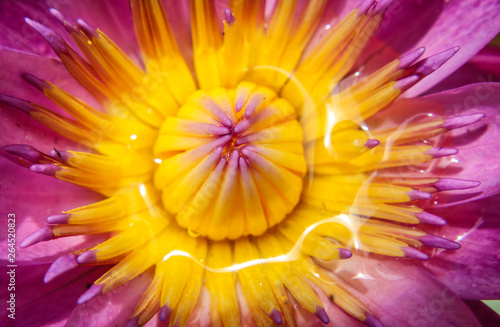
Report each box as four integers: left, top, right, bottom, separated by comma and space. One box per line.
394, 75, 419, 91
397, 47, 426, 70
402, 247, 429, 261
269, 308, 283, 325
224, 8, 236, 26
159, 304, 172, 321
414, 47, 459, 77
77, 284, 104, 304
30, 164, 61, 176
2, 144, 40, 163
124, 317, 140, 327
44, 254, 79, 283
46, 213, 71, 224
315, 305, 329, 324
25, 18, 67, 54
339, 248, 353, 259
433, 178, 481, 191
419, 234, 461, 250
22, 73, 49, 92
20, 226, 54, 248
442, 113, 485, 130
0, 94, 34, 114
364, 313, 385, 327
414, 211, 447, 226
77, 250, 97, 264
407, 190, 432, 201
364, 139, 380, 149
426, 147, 458, 158
77, 19, 98, 37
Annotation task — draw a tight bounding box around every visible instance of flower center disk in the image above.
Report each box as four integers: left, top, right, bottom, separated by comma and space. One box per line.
154, 82, 307, 240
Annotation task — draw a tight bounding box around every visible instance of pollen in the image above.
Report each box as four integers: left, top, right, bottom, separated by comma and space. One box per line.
154, 83, 306, 240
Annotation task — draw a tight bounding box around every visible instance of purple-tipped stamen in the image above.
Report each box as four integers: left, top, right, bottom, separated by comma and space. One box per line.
2, 144, 41, 163
364, 139, 380, 149
442, 113, 485, 130
414, 211, 447, 226
77, 250, 97, 264
124, 317, 140, 327
76, 19, 99, 38
233, 119, 251, 134
20, 226, 54, 248
397, 47, 426, 70
0, 94, 35, 114
0, 148, 33, 168
22, 73, 50, 92
407, 190, 432, 201
418, 234, 461, 250
159, 304, 172, 321
46, 213, 71, 224
30, 164, 61, 176
225, 8, 236, 26
413, 47, 460, 77
315, 305, 330, 324
49, 8, 79, 33
44, 254, 79, 283
432, 178, 481, 191
339, 248, 353, 259
49, 148, 72, 162
77, 283, 104, 304
25, 18, 68, 54
394, 75, 419, 91
426, 147, 458, 158
402, 247, 429, 261
364, 313, 385, 327
269, 308, 283, 325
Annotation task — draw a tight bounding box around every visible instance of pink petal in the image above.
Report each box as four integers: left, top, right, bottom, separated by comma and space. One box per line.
0, 262, 108, 326
332, 253, 481, 326
422, 195, 500, 300
65, 270, 153, 327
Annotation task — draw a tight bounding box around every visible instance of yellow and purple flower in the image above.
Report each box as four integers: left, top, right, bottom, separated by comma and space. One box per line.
1, 0, 500, 326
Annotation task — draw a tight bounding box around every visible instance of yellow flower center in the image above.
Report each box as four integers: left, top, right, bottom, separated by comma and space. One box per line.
154, 83, 306, 240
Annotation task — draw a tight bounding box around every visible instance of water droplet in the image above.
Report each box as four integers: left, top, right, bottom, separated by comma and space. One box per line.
325, 24, 331, 30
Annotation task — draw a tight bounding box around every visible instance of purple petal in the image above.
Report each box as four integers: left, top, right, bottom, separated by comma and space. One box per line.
422, 195, 500, 300
334, 254, 481, 327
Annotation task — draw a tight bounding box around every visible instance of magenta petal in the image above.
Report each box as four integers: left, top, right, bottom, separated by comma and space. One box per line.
65, 271, 153, 327
0, 262, 108, 326
422, 195, 500, 300
334, 254, 481, 327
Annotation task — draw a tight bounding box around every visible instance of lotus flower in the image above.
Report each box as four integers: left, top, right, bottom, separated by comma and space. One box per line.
1, 1, 500, 326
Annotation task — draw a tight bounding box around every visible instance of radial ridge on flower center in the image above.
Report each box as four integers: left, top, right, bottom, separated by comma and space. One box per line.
154, 82, 307, 240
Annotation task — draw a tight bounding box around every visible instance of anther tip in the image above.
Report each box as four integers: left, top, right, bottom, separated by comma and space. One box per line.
442, 113, 485, 130
339, 248, 353, 259
77, 284, 104, 304
159, 305, 172, 321
2, 144, 40, 163
224, 8, 236, 26
415, 211, 447, 226
46, 213, 71, 224
30, 164, 61, 176
364, 313, 385, 327
20, 226, 53, 248
315, 306, 329, 324
77, 250, 97, 264
44, 254, 78, 283
364, 139, 380, 149
426, 147, 458, 158
407, 190, 432, 201
419, 234, 461, 250
403, 247, 429, 261
124, 317, 140, 327
269, 309, 283, 325
433, 178, 481, 191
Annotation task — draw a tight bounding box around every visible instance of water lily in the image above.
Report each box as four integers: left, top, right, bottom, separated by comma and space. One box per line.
1, 0, 500, 326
